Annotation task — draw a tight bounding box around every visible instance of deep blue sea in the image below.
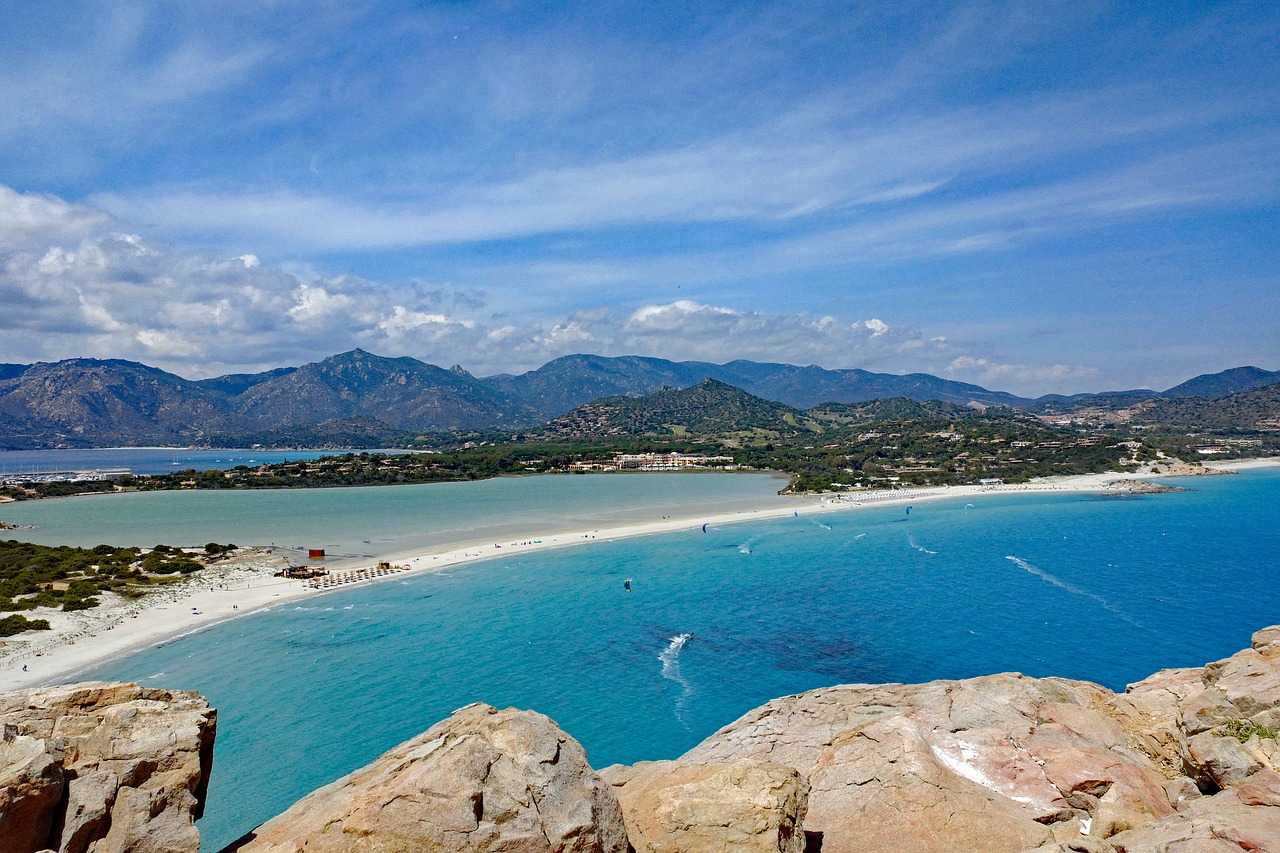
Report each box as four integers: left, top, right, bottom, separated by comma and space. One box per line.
74, 468, 1280, 851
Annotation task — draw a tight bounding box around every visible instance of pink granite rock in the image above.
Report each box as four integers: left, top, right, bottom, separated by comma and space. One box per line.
225, 703, 628, 853
0, 682, 215, 853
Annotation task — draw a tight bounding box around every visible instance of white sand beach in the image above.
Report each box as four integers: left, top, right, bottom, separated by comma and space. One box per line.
2, 460, 1274, 693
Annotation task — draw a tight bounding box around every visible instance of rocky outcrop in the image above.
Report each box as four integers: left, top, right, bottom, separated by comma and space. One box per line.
672, 674, 1167, 852
1102, 770, 1280, 852
6, 630, 1280, 853
0, 681, 215, 853
1100, 480, 1186, 496
632, 626, 1280, 853
600, 758, 808, 853
223, 702, 629, 853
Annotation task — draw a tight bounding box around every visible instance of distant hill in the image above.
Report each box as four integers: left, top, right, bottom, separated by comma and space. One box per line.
501, 354, 1028, 415
0, 351, 540, 449
1032, 390, 1158, 406
194, 366, 297, 397
1161, 366, 1280, 398
1137, 382, 1280, 431
706, 360, 1028, 408
542, 379, 807, 439
489, 354, 718, 419
228, 350, 534, 432
212, 416, 422, 449
808, 398, 971, 422
0, 351, 1274, 449
0, 358, 233, 448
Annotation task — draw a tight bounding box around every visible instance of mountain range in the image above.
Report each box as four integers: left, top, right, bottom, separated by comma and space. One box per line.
0, 350, 1275, 449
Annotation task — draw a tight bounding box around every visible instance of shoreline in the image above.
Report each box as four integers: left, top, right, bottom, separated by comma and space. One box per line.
2, 459, 1275, 693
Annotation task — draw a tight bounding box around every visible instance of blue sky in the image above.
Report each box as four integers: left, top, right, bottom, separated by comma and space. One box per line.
0, 0, 1276, 395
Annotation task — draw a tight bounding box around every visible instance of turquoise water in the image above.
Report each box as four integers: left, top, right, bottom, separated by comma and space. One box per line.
0, 471, 788, 562
0, 448, 367, 476
71, 469, 1280, 850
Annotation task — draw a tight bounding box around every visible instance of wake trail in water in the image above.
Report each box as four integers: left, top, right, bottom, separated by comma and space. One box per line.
908, 535, 938, 555
1005, 556, 1145, 630
810, 521, 832, 530
659, 633, 695, 726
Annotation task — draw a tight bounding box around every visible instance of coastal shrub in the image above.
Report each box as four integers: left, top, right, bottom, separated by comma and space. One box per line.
62, 596, 99, 611
28, 590, 63, 609
1216, 719, 1277, 742
140, 552, 178, 573
67, 580, 98, 597
0, 540, 206, 605
0, 614, 51, 636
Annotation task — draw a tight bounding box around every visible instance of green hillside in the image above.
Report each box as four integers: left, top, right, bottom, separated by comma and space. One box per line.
541, 378, 811, 439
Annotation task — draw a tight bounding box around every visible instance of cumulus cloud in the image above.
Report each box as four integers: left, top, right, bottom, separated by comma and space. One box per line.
614, 300, 946, 370
945, 356, 1099, 387
0, 184, 1101, 395
0, 185, 116, 252
0, 186, 495, 374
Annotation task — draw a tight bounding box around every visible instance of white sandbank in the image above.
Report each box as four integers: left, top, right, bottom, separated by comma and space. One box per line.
2, 460, 1274, 693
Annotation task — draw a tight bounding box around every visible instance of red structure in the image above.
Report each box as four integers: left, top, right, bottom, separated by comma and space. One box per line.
308, 548, 326, 559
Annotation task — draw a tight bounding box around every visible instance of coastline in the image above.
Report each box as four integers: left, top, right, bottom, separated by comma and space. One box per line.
2, 459, 1274, 693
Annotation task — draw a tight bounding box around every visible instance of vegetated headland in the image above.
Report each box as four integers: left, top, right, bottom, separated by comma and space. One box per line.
3, 373, 1277, 501
0, 540, 238, 638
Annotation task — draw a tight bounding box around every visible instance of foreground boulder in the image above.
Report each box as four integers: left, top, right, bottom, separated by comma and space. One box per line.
0, 681, 215, 853
656, 626, 1280, 853
676, 673, 1173, 853
601, 758, 808, 852
224, 703, 629, 853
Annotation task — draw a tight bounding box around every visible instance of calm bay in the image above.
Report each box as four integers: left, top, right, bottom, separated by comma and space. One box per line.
4, 466, 1276, 850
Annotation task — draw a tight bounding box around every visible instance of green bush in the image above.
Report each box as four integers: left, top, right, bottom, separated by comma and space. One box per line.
0, 614, 52, 636
170, 559, 203, 574
1216, 719, 1277, 743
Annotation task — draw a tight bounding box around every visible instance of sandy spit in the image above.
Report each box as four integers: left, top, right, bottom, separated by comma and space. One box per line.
2, 460, 1273, 693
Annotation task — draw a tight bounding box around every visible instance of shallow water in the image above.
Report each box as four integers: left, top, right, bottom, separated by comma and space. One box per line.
0, 470, 788, 560
0, 447, 362, 476
72, 468, 1280, 850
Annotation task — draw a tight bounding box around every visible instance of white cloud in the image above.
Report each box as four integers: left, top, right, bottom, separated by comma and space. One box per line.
0, 185, 115, 252
77, 293, 127, 333
535, 320, 600, 347
135, 328, 203, 358
628, 300, 738, 325
0, 183, 1110, 395
287, 284, 357, 323
615, 301, 950, 372
378, 306, 457, 334
945, 356, 1099, 387
0, 14, 272, 138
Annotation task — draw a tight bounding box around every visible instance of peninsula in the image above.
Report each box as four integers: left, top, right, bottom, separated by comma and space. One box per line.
2, 458, 1274, 694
